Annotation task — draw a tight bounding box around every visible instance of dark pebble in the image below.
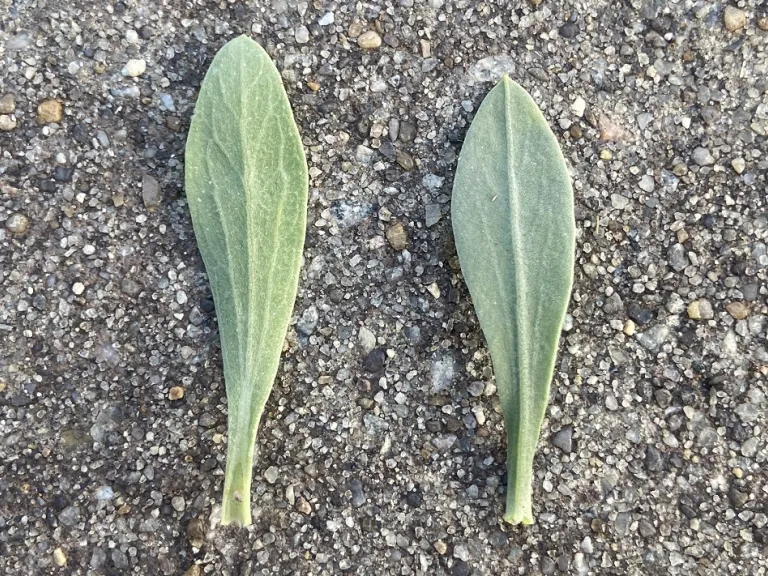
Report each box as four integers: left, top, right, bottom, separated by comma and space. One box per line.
399, 121, 416, 143
702, 214, 716, 228
654, 389, 672, 408
54, 166, 75, 182
558, 22, 579, 39
489, 530, 507, 548
403, 325, 421, 343
139, 25, 154, 39
638, 518, 656, 538
349, 479, 365, 507
728, 486, 749, 509
644, 445, 665, 472
557, 555, 571, 572
627, 303, 654, 325
72, 123, 89, 143
363, 348, 386, 373
635, 380, 653, 403
405, 489, 422, 508
39, 179, 57, 193
451, 561, 470, 576
200, 297, 215, 313
541, 556, 556, 575
551, 426, 573, 453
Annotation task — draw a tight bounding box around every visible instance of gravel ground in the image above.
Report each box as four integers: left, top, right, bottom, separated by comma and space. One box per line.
1, 1, 767, 575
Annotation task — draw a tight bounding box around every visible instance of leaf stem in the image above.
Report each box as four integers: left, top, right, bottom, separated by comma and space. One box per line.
503, 439, 535, 525
220, 419, 257, 526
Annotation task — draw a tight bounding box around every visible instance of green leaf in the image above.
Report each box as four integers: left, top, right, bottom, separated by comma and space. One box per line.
184, 35, 308, 526
451, 76, 575, 525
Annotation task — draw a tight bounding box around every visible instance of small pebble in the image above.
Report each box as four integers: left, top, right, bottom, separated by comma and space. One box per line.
295, 26, 309, 44
425, 204, 441, 227
264, 466, 279, 484
434, 540, 448, 555
296, 498, 312, 514
691, 146, 714, 166
53, 548, 67, 567
638, 175, 655, 192
358, 31, 382, 49
122, 59, 147, 77
358, 327, 376, 353
6, 213, 30, 234
610, 193, 629, 210
571, 96, 586, 117
0, 115, 16, 131
725, 301, 748, 320
0, 94, 15, 114
731, 158, 746, 174
386, 222, 408, 250
349, 479, 366, 507
552, 426, 573, 453
364, 348, 386, 372
142, 174, 162, 209
171, 496, 186, 511
723, 7, 746, 32
317, 12, 334, 26
169, 386, 185, 400
396, 150, 415, 171
37, 99, 63, 123
667, 243, 688, 272
687, 299, 713, 320
72, 282, 85, 295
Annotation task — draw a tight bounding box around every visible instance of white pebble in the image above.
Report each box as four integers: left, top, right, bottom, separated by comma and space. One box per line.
72, 282, 85, 295
571, 96, 586, 117
125, 30, 139, 44
122, 59, 146, 77
318, 12, 334, 26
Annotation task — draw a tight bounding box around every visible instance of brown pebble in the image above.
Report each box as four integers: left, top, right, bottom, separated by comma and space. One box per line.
142, 174, 162, 210
37, 98, 63, 123
569, 124, 582, 139
725, 301, 749, 320
186, 517, 206, 548
759, 17, 768, 31
166, 116, 182, 132
6, 213, 29, 234
296, 498, 312, 514
183, 565, 202, 576
358, 30, 382, 49
0, 94, 15, 114
348, 21, 363, 38
396, 150, 415, 171
723, 7, 746, 32
307, 81, 320, 91
434, 540, 448, 554
386, 222, 408, 251
169, 386, 185, 401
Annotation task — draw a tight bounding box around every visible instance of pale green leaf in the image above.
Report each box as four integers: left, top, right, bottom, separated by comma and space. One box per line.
451, 76, 575, 525
185, 35, 308, 526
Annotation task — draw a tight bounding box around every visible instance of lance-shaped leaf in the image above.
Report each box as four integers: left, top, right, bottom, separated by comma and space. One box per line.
451, 76, 574, 525
185, 35, 308, 526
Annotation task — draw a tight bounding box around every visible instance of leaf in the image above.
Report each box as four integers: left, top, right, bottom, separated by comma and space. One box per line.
451, 76, 574, 525
184, 35, 308, 526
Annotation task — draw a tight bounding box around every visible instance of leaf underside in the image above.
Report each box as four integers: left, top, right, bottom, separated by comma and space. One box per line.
451, 76, 575, 525
185, 35, 308, 526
